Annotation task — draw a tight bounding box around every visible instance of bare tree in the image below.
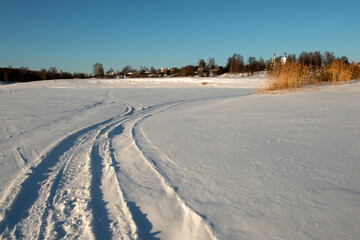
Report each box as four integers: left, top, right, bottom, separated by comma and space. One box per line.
150, 66, 156, 74
288, 54, 297, 63
258, 57, 266, 71
198, 59, 206, 69
340, 56, 349, 65
47, 67, 58, 79
93, 63, 104, 78
41, 68, 47, 80
139, 66, 149, 73
298, 52, 309, 66
121, 65, 133, 76
324, 51, 336, 66
314, 51, 322, 67
227, 54, 245, 74
247, 56, 257, 73
308, 52, 314, 66
207, 57, 215, 70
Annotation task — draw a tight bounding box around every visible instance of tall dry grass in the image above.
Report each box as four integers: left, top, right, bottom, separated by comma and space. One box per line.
264, 62, 310, 92
327, 60, 360, 83
261, 60, 360, 93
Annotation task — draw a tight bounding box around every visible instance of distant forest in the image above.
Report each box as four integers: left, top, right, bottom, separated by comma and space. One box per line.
1, 51, 357, 83
0, 67, 88, 83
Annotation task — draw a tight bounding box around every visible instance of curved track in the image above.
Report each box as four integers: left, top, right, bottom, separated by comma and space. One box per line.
0, 97, 228, 239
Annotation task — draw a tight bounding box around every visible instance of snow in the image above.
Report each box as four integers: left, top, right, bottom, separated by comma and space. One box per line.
0, 75, 359, 239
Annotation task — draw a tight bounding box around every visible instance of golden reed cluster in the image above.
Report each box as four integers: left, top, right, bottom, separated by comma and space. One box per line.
261, 60, 360, 93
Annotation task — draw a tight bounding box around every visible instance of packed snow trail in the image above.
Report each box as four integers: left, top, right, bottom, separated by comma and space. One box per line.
107, 102, 218, 240
0, 111, 129, 239
0, 94, 239, 239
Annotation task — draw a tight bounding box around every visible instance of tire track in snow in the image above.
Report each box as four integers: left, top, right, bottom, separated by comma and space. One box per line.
38, 139, 96, 240
102, 123, 138, 240
0, 117, 115, 239
0, 102, 140, 238
0, 103, 135, 239
37, 130, 97, 239
90, 141, 113, 240
104, 96, 244, 239
40, 106, 138, 239
133, 118, 217, 240
108, 100, 220, 240
0, 93, 247, 239
45, 105, 140, 240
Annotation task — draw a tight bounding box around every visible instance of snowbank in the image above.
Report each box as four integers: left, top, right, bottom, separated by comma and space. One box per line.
0, 75, 267, 89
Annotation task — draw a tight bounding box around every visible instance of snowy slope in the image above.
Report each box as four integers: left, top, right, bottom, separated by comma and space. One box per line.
0, 76, 359, 239
140, 83, 360, 239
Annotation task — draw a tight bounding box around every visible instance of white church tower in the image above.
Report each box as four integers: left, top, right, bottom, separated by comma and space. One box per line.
272, 53, 276, 64
281, 52, 288, 64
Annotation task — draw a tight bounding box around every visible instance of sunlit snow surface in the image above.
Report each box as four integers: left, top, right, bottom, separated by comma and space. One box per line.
0, 75, 359, 239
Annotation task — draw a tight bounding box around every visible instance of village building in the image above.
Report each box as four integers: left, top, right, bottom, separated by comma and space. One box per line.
106, 71, 115, 76
272, 53, 277, 64
281, 52, 288, 64
197, 67, 209, 77
272, 52, 288, 65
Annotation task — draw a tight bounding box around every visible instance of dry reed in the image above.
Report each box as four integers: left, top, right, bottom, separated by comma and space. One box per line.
261, 60, 360, 93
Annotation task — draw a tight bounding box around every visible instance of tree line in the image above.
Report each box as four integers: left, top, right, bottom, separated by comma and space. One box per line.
1, 51, 357, 83
0, 66, 89, 83
92, 54, 268, 79
273, 51, 351, 67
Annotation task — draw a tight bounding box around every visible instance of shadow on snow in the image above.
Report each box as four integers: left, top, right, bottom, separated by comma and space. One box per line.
90, 144, 113, 240
127, 202, 161, 240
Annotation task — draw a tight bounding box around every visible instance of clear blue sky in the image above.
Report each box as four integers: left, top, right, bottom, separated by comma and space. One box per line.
1, 0, 359, 74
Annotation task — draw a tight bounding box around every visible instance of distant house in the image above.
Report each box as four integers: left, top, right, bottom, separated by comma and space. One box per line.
160, 68, 169, 73
126, 72, 134, 77
210, 67, 223, 76
147, 73, 158, 78
106, 71, 116, 76
197, 67, 209, 77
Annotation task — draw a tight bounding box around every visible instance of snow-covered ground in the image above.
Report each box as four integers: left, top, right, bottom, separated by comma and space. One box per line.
0, 75, 359, 239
